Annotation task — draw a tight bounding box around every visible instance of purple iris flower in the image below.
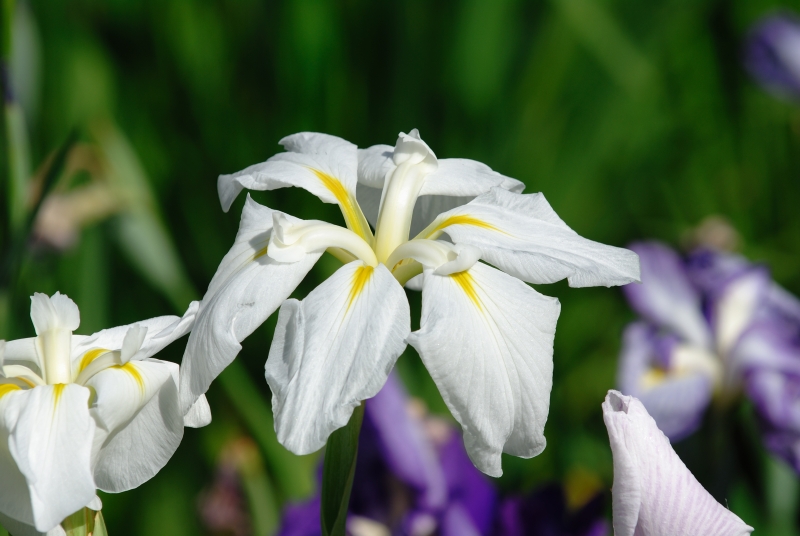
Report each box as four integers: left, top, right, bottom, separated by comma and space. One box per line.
277, 373, 611, 535
277, 372, 496, 536
618, 241, 800, 469
745, 13, 800, 100
496, 484, 609, 536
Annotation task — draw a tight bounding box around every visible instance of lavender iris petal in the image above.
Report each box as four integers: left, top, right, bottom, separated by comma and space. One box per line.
745, 369, 800, 471
362, 374, 447, 512
617, 322, 712, 441
438, 428, 497, 534
624, 242, 711, 347
495, 484, 609, 536
745, 13, 800, 100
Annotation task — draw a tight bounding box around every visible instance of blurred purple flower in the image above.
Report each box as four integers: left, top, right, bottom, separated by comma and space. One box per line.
277, 373, 495, 536
496, 484, 609, 536
277, 374, 612, 535
618, 241, 800, 467
745, 13, 800, 100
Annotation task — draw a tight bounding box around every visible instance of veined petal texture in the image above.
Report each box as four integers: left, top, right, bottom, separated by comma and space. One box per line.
266, 262, 410, 455
90, 359, 183, 492
603, 390, 753, 536
407, 262, 560, 477
429, 188, 639, 288
3, 384, 96, 532
179, 197, 321, 414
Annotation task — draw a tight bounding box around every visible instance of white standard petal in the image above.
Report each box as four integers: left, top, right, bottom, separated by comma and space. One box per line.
265, 261, 410, 455
408, 159, 525, 237
179, 198, 321, 414
4, 384, 96, 532
407, 262, 560, 477
421, 187, 640, 288
217, 132, 371, 240
30, 292, 80, 334
89, 359, 183, 493
603, 390, 753, 536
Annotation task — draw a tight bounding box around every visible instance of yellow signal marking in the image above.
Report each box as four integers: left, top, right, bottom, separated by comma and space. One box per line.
450, 271, 482, 311
348, 265, 374, 311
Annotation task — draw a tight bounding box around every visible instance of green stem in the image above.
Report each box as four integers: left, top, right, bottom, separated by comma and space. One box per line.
61, 508, 107, 536
321, 403, 364, 536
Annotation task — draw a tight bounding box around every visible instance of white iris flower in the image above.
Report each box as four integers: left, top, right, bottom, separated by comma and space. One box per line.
0, 292, 210, 534
179, 130, 639, 477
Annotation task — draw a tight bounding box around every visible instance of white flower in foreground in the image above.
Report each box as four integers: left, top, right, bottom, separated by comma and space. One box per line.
179, 129, 639, 477
0, 292, 210, 534
603, 390, 753, 536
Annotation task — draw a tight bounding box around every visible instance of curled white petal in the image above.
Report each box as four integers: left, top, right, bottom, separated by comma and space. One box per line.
603, 390, 753, 536
386, 239, 481, 276
119, 325, 147, 364
268, 212, 377, 266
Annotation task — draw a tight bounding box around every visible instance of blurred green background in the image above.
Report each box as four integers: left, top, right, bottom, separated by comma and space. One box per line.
3, 0, 800, 534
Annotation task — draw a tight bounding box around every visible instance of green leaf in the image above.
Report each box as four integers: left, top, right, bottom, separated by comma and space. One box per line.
321, 403, 364, 536
218, 360, 315, 501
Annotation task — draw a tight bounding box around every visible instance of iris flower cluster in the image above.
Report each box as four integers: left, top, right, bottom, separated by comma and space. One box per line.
618, 242, 800, 469
276, 374, 609, 536
0, 129, 760, 536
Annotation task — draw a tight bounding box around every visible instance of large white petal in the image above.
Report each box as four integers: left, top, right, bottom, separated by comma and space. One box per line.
266, 262, 410, 455
603, 390, 753, 536
0, 388, 36, 528
179, 197, 321, 414
90, 359, 183, 492
407, 262, 560, 477
423, 187, 639, 288
4, 384, 96, 532
217, 133, 372, 240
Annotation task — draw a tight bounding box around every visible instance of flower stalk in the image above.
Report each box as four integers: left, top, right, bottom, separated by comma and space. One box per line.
321, 403, 365, 536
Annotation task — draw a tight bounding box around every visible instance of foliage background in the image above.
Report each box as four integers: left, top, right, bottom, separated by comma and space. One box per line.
3, 0, 800, 533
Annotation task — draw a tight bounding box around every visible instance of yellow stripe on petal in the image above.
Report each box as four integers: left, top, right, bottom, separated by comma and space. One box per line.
640, 368, 667, 390
114, 362, 145, 394
253, 245, 269, 260
348, 265, 374, 311
79, 348, 111, 373
0, 384, 21, 399
309, 168, 373, 243
53, 383, 66, 409
423, 215, 503, 240
451, 271, 482, 311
